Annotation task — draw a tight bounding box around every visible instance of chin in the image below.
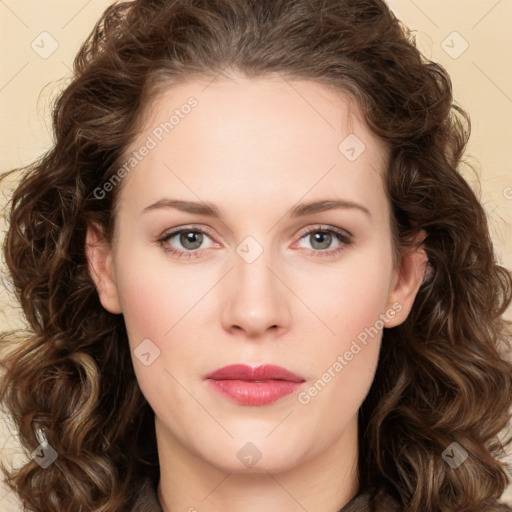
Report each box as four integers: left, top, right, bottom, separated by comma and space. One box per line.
196, 437, 307, 475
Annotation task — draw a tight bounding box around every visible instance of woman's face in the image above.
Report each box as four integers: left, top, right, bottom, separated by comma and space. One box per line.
87, 74, 425, 474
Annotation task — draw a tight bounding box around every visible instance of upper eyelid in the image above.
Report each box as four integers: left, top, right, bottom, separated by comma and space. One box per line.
296, 224, 352, 238
159, 225, 215, 241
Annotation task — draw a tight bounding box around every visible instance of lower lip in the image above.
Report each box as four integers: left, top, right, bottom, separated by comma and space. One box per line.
206, 379, 303, 405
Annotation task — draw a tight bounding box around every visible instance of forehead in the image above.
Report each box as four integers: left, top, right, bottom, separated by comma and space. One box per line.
116, 75, 389, 219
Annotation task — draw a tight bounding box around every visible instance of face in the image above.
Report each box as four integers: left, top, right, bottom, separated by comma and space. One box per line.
87, 74, 426, 475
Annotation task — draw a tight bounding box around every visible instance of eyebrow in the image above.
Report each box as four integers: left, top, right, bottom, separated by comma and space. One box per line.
142, 198, 372, 220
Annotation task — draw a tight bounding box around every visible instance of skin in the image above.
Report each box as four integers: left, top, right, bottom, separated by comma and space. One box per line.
86, 73, 427, 512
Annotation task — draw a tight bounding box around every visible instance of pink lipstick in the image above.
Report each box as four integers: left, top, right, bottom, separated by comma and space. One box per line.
205, 364, 305, 406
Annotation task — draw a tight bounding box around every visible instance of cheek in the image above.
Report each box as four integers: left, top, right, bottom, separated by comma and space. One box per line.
293, 240, 394, 405
113, 245, 211, 344
112, 245, 224, 405
116, 268, 169, 345
295, 261, 390, 430
296, 242, 394, 341
112, 250, 205, 407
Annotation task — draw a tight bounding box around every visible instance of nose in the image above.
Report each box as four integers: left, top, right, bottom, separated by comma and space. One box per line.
220, 248, 292, 338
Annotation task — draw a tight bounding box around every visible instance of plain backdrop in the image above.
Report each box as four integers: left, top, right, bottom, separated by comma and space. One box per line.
1, 0, 511, 509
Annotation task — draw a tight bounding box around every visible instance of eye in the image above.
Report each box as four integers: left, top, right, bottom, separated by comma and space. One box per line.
157, 227, 219, 258
157, 224, 353, 260
294, 226, 353, 257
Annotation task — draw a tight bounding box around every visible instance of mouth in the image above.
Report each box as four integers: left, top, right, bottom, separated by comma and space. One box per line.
204, 364, 306, 406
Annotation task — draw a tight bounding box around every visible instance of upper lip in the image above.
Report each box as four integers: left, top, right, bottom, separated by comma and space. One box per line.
205, 364, 305, 383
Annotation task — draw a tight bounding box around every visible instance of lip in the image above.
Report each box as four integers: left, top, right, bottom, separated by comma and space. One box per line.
205, 364, 305, 406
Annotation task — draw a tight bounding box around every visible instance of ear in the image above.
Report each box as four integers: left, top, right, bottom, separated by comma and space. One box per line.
385, 230, 429, 328
85, 223, 122, 314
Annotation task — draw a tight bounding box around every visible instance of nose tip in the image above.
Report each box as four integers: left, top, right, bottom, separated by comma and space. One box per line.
221, 257, 291, 338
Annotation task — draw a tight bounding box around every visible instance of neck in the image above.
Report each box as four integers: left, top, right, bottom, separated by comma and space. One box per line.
155, 415, 360, 512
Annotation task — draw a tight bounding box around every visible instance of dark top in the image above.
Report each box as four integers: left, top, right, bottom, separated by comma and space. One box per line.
130, 478, 397, 511
130, 477, 512, 511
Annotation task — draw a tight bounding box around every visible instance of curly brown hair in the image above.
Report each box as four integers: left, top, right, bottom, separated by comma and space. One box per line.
1, 0, 512, 511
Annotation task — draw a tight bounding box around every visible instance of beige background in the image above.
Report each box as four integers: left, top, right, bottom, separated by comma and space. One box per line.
1, 0, 511, 509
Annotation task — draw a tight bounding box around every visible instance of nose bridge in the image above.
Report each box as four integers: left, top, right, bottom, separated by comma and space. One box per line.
235, 248, 275, 297
221, 237, 290, 335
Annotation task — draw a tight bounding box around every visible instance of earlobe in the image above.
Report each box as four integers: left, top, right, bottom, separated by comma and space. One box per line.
85, 223, 122, 314
385, 230, 429, 328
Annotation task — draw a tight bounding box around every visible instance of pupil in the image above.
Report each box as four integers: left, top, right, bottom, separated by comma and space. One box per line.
312, 232, 331, 250
181, 231, 203, 249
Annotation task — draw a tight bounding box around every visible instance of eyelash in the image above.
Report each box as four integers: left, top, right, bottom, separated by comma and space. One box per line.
157, 225, 353, 259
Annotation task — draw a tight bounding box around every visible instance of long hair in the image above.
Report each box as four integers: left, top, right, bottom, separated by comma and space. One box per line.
1, 1, 511, 510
